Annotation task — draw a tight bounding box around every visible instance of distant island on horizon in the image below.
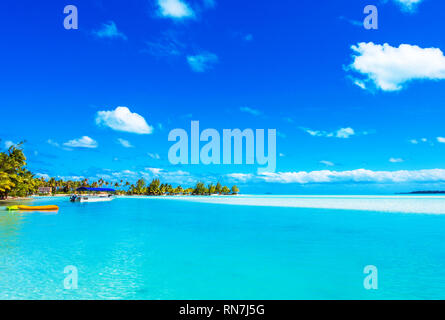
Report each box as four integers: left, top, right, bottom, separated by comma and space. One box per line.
399, 191, 445, 194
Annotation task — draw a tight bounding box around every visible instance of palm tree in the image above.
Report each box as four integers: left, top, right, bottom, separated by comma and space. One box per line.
174, 185, 183, 195
208, 184, 216, 195
215, 182, 222, 194
193, 182, 208, 195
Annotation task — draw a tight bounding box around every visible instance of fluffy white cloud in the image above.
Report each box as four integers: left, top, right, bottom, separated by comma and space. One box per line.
389, 158, 404, 163
438, 137, 445, 143
157, 0, 194, 19
336, 127, 355, 138
303, 127, 355, 139
96, 107, 153, 134
258, 169, 445, 184
187, 53, 218, 72
93, 21, 127, 40
147, 167, 164, 175
348, 42, 445, 91
226, 173, 254, 182
63, 136, 98, 149
117, 138, 133, 148
393, 0, 423, 12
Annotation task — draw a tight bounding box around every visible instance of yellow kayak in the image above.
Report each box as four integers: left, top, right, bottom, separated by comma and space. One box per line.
7, 205, 59, 211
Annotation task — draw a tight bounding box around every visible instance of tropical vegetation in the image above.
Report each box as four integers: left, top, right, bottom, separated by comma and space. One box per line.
0, 142, 240, 199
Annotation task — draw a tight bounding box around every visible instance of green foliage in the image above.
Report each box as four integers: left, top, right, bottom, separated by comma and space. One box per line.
174, 185, 183, 194
0, 141, 241, 199
148, 178, 161, 195
221, 186, 230, 195
0, 142, 41, 199
193, 182, 208, 195
208, 184, 216, 195
215, 182, 222, 194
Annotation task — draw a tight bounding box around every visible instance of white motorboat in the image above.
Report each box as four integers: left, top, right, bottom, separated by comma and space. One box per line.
70, 187, 116, 203
70, 194, 114, 203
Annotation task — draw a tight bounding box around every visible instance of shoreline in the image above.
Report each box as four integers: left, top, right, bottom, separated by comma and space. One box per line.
153, 195, 445, 214
4, 194, 445, 214
0, 197, 33, 203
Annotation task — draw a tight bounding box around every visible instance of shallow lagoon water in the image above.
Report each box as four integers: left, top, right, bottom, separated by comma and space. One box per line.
1, 195, 445, 299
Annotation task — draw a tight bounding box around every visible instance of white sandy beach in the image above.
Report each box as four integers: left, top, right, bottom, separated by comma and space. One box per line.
151, 195, 445, 214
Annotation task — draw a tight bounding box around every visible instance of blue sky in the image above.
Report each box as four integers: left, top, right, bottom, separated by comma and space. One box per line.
1, 0, 445, 194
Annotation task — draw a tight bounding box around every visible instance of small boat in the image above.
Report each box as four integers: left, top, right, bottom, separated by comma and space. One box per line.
7, 205, 59, 211
70, 194, 114, 203
70, 187, 115, 203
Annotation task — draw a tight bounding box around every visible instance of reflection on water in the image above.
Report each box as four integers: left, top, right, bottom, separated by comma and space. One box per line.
0, 210, 25, 250
3, 196, 445, 299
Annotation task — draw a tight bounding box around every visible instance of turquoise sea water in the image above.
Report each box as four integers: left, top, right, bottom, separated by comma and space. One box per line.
1, 195, 445, 300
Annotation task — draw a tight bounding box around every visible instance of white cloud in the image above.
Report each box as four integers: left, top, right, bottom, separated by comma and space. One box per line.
36, 173, 50, 180
147, 167, 164, 175
240, 106, 262, 116
157, 0, 195, 19
438, 137, 445, 143
393, 0, 423, 12
353, 80, 366, 90
336, 127, 355, 138
303, 127, 356, 139
63, 136, 98, 149
226, 173, 254, 182
93, 21, 127, 40
348, 42, 445, 91
389, 158, 404, 163
187, 53, 218, 72
258, 169, 445, 184
320, 160, 335, 167
111, 170, 138, 178
96, 106, 153, 134
117, 138, 133, 148
410, 138, 428, 144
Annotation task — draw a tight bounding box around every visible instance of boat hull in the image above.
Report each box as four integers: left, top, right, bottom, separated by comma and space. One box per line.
73, 196, 114, 203
7, 205, 59, 211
